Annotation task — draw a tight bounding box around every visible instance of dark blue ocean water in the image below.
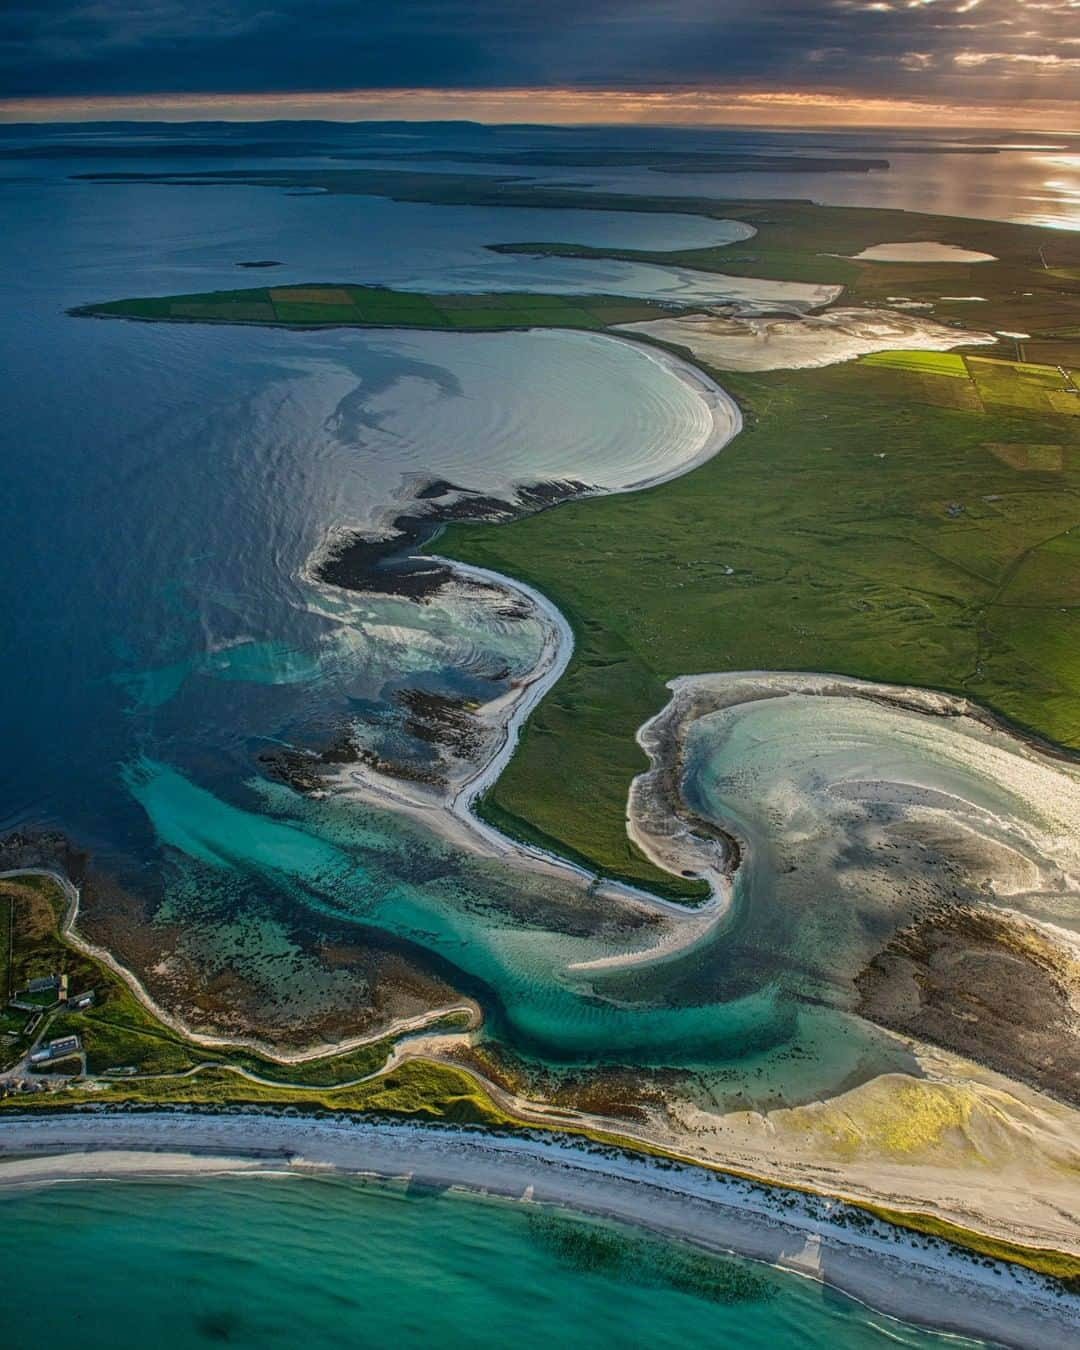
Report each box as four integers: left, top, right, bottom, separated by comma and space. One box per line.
0, 154, 733, 849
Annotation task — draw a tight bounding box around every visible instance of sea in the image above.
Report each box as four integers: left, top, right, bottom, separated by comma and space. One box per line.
1, 121, 1075, 1342
0, 1172, 983, 1348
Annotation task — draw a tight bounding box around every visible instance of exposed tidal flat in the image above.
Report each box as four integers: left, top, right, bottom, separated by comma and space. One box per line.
615, 306, 995, 372
848, 242, 998, 264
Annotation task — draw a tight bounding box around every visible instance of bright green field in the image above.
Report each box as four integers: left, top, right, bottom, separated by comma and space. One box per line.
860, 350, 970, 377
437, 361, 1080, 895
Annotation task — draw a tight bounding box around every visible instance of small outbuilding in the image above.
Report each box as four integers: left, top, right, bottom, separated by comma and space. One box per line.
29, 1034, 81, 1066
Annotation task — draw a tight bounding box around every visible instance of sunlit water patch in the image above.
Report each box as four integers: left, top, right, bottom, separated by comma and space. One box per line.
280, 327, 729, 532
1, 312, 721, 845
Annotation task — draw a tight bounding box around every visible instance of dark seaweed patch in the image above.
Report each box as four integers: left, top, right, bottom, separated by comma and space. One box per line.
526, 1211, 777, 1305
313, 479, 591, 600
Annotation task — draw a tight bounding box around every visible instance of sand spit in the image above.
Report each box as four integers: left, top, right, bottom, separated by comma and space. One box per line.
0, 1113, 1076, 1349
326, 342, 742, 920
616, 306, 995, 372
325, 560, 727, 985
421, 326, 745, 837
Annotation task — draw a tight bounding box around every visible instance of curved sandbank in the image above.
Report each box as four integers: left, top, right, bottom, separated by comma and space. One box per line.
1, 1114, 1076, 1350
630, 670, 1080, 921
849, 242, 997, 263
615, 306, 996, 372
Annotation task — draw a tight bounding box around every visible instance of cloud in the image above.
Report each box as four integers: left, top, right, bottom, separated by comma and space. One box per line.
1, 0, 1077, 115
954, 49, 1080, 68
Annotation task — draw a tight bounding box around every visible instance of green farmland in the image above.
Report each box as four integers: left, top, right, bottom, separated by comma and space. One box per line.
859, 350, 971, 378
75, 285, 675, 332
856, 351, 1080, 418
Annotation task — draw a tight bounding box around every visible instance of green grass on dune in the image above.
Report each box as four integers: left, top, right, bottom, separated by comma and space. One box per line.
436, 361, 1080, 894
4, 1057, 512, 1125
857, 1203, 1080, 1286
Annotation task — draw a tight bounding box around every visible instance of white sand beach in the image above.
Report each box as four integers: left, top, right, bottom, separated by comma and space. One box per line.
1, 1113, 1076, 1350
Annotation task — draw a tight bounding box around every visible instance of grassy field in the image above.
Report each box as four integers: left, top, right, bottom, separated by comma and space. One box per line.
856, 351, 1080, 418
860, 350, 971, 378
436, 359, 1080, 894
75, 286, 673, 331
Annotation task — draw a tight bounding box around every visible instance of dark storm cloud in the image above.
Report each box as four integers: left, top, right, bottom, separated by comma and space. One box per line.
2, 0, 1076, 101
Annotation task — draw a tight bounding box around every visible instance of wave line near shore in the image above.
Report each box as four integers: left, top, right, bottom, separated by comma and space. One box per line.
1, 1113, 1076, 1350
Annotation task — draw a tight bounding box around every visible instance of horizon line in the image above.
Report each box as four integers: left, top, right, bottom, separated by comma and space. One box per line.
3, 86, 1079, 133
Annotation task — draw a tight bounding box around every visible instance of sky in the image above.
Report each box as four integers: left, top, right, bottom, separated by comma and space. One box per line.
1, 0, 1078, 128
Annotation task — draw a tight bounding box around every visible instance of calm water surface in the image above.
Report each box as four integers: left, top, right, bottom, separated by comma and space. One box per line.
0, 126, 1047, 1092
0, 1175, 984, 1350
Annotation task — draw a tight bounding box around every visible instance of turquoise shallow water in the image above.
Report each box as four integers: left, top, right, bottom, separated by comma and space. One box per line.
0, 1175, 982, 1349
